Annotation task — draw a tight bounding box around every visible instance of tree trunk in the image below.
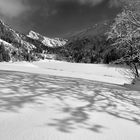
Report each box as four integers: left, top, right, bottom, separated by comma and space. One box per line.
133, 63, 139, 78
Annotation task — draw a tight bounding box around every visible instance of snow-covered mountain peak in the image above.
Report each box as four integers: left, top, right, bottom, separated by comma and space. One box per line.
28, 30, 67, 47
0, 19, 5, 26
28, 30, 40, 40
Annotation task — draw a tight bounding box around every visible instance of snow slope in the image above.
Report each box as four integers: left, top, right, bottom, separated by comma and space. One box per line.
0, 60, 132, 85
0, 61, 140, 140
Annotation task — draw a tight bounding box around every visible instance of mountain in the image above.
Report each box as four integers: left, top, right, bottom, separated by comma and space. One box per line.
0, 19, 122, 63
0, 20, 36, 50
0, 19, 67, 62
58, 20, 122, 63
28, 31, 67, 48
66, 20, 112, 40
0, 20, 39, 61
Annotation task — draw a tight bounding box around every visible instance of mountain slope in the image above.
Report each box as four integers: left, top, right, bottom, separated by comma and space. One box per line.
28, 31, 67, 48
58, 20, 119, 63
0, 19, 122, 63
0, 20, 39, 61
0, 20, 36, 50
0, 20, 67, 62
64, 20, 112, 40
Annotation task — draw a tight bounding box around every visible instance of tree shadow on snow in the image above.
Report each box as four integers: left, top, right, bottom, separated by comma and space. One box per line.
0, 70, 140, 133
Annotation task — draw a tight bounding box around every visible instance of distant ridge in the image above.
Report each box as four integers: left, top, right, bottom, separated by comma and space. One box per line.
0, 19, 67, 62
0, 19, 118, 63
28, 31, 67, 48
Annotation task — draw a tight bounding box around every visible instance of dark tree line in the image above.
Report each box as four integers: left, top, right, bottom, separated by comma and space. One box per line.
57, 34, 125, 64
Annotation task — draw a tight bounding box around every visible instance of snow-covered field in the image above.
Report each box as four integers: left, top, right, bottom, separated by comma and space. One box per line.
0, 60, 140, 140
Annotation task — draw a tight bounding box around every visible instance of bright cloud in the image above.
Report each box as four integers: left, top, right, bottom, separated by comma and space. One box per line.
0, 0, 30, 18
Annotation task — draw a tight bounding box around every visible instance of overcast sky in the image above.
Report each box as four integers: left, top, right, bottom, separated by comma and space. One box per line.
0, 0, 121, 37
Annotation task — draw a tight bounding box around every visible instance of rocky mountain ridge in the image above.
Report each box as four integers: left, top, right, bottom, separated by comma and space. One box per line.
0, 19, 67, 62
28, 30, 67, 48
0, 19, 119, 64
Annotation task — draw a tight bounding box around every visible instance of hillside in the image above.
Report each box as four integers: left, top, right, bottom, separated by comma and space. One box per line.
28, 31, 67, 48
0, 19, 125, 64
57, 20, 124, 63
65, 21, 111, 40
0, 20, 67, 62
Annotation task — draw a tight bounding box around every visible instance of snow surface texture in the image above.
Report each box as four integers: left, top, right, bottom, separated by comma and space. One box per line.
124, 77, 140, 91
28, 31, 67, 47
0, 60, 140, 140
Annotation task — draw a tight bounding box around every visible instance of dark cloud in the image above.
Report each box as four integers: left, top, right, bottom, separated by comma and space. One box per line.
54, 0, 104, 6
55, 0, 121, 7
0, 0, 121, 37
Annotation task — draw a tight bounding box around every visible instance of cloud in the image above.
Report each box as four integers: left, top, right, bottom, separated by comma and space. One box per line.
78, 0, 103, 6
55, 0, 121, 7
0, 0, 121, 18
55, 0, 104, 6
0, 0, 30, 18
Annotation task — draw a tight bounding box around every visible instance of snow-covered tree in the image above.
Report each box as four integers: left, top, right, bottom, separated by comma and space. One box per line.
107, 1, 140, 78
